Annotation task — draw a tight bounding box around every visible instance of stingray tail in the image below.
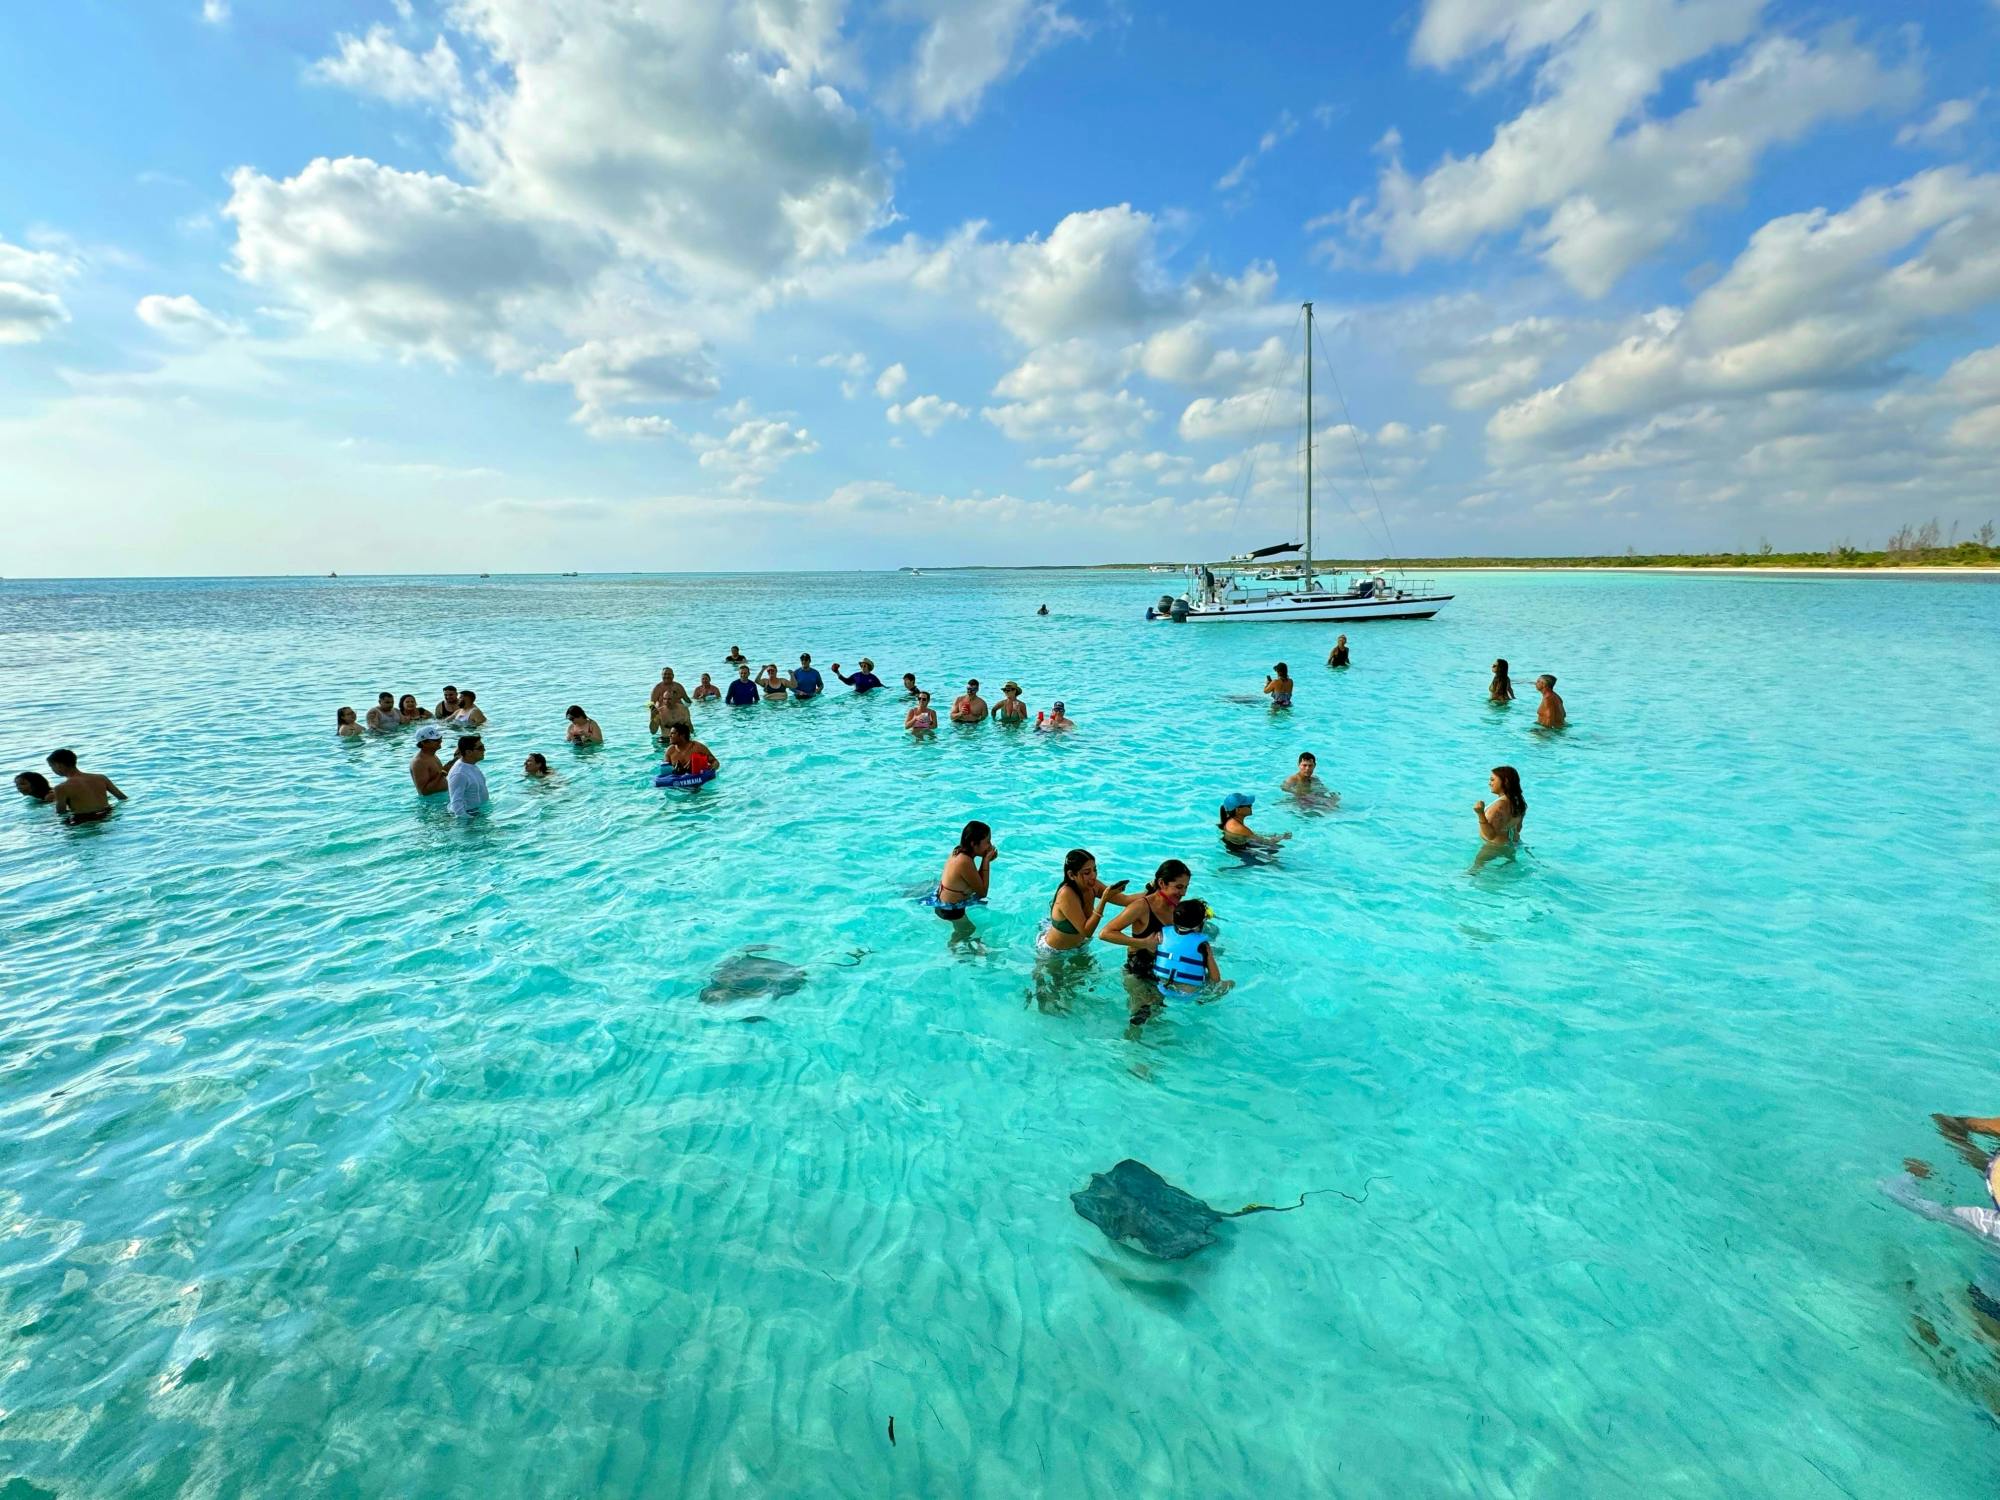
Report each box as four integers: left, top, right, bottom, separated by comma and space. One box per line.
1224, 1176, 1387, 1218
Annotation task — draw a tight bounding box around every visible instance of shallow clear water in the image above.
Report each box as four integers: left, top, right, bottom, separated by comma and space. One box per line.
2, 568, 1998, 1497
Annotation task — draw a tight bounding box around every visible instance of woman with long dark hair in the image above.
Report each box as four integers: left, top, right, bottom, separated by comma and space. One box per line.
1101, 859, 1196, 1024
933, 819, 996, 923
1041, 848, 1132, 953
1474, 765, 1526, 866
1489, 659, 1515, 703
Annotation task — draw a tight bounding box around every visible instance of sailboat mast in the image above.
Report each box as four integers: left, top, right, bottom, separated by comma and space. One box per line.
1303, 301, 1313, 584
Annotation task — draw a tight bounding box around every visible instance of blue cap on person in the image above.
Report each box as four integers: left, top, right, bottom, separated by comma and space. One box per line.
1221, 792, 1254, 811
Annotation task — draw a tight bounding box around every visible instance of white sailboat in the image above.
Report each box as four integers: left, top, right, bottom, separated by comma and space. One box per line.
1148, 302, 1451, 624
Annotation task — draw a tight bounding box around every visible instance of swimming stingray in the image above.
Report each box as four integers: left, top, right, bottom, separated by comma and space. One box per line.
699, 947, 808, 1006
1071, 1159, 1378, 1260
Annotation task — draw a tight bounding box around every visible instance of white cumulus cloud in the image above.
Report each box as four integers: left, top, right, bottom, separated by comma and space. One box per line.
886, 393, 970, 434
135, 293, 237, 340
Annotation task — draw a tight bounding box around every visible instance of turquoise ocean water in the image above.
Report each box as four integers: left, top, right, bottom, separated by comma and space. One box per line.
2, 568, 1998, 1497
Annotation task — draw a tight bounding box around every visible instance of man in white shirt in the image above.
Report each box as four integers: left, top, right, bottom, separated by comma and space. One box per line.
446, 735, 489, 816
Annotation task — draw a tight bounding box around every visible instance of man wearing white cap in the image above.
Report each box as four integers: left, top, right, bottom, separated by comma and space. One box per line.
409, 725, 449, 795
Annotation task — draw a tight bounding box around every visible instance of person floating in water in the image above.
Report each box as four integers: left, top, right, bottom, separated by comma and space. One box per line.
651, 668, 692, 733
724, 665, 759, 705
1219, 792, 1289, 849
45, 748, 127, 825
565, 704, 603, 743
993, 682, 1029, 721
1473, 765, 1526, 866
664, 724, 718, 776
445, 735, 488, 816
933, 820, 996, 926
335, 706, 362, 738
1037, 701, 1075, 732
1327, 635, 1349, 668
523, 753, 551, 779
725, 645, 748, 665
1536, 674, 1566, 729
1037, 604, 1049, 616
834, 658, 883, 691
1884, 1142, 2000, 1247
1264, 663, 1294, 709
366, 692, 401, 733
692, 673, 720, 701
1489, 659, 1515, 703
791, 654, 824, 700
1041, 848, 1131, 953
15, 771, 52, 803
951, 679, 989, 723
905, 691, 938, 734
1155, 898, 1224, 997
409, 726, 449, 794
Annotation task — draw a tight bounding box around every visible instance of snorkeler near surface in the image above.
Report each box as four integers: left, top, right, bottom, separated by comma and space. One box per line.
1219, 792, 1289, 851
932, 820, 996, 926
1473, 765, 1526, 867
1041, 849, 1133, 953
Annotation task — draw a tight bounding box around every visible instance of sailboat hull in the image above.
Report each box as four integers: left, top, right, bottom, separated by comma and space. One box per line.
1181, 592, 1454, 622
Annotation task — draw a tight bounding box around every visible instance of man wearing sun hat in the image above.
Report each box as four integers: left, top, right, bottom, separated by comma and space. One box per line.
832, 658, 883, 692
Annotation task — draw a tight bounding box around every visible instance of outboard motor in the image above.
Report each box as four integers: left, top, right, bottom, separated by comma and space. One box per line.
1156, 594, 1174, 615
1169, 598, 1191, 622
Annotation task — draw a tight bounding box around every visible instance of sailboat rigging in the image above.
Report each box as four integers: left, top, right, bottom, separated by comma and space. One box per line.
1146, 302, 1452, 624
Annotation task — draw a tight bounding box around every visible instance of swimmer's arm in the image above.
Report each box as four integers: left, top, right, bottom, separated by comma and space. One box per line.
1098, 901, 1147, 950
106, 779, 127, 801
1202, 941, 1220, 982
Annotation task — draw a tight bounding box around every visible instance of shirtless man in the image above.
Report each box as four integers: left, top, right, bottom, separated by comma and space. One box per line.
1281, 752, 1322, 795
565, 704, 603, 744
649, 668, 691, 733
409, 727, 449, 794
450, 689, 488, 730
992, 682, 1029, 721
366, 692, 402, 732
1536, 674, 1566, 729
951, 679, 989, 723
44, 749, 127, 824
435, 684, 461, 719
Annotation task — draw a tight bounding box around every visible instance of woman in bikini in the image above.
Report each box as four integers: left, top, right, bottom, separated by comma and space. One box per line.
1100, 859, 1194, 1026
932, 820, 995, 925
1041, 849, 1132, 953
1473, 764, 1526, 867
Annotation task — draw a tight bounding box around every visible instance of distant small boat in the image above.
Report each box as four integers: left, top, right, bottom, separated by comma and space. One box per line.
327, 571, 338, 578
562, 571, 578, 577
479, 572, 490, 579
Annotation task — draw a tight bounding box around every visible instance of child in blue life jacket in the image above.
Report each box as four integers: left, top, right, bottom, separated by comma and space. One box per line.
1154, 898, 1222, 996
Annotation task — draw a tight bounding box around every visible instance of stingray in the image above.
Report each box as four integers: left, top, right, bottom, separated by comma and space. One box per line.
699, 947, 807, 1006
1071, 1159, 1378, 1260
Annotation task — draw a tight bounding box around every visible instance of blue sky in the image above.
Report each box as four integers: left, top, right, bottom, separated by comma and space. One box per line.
3, 0, 1998, 575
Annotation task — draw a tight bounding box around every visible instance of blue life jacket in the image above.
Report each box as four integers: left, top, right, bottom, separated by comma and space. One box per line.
1155, 927, 1209, 992
793, 667, 823, 697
